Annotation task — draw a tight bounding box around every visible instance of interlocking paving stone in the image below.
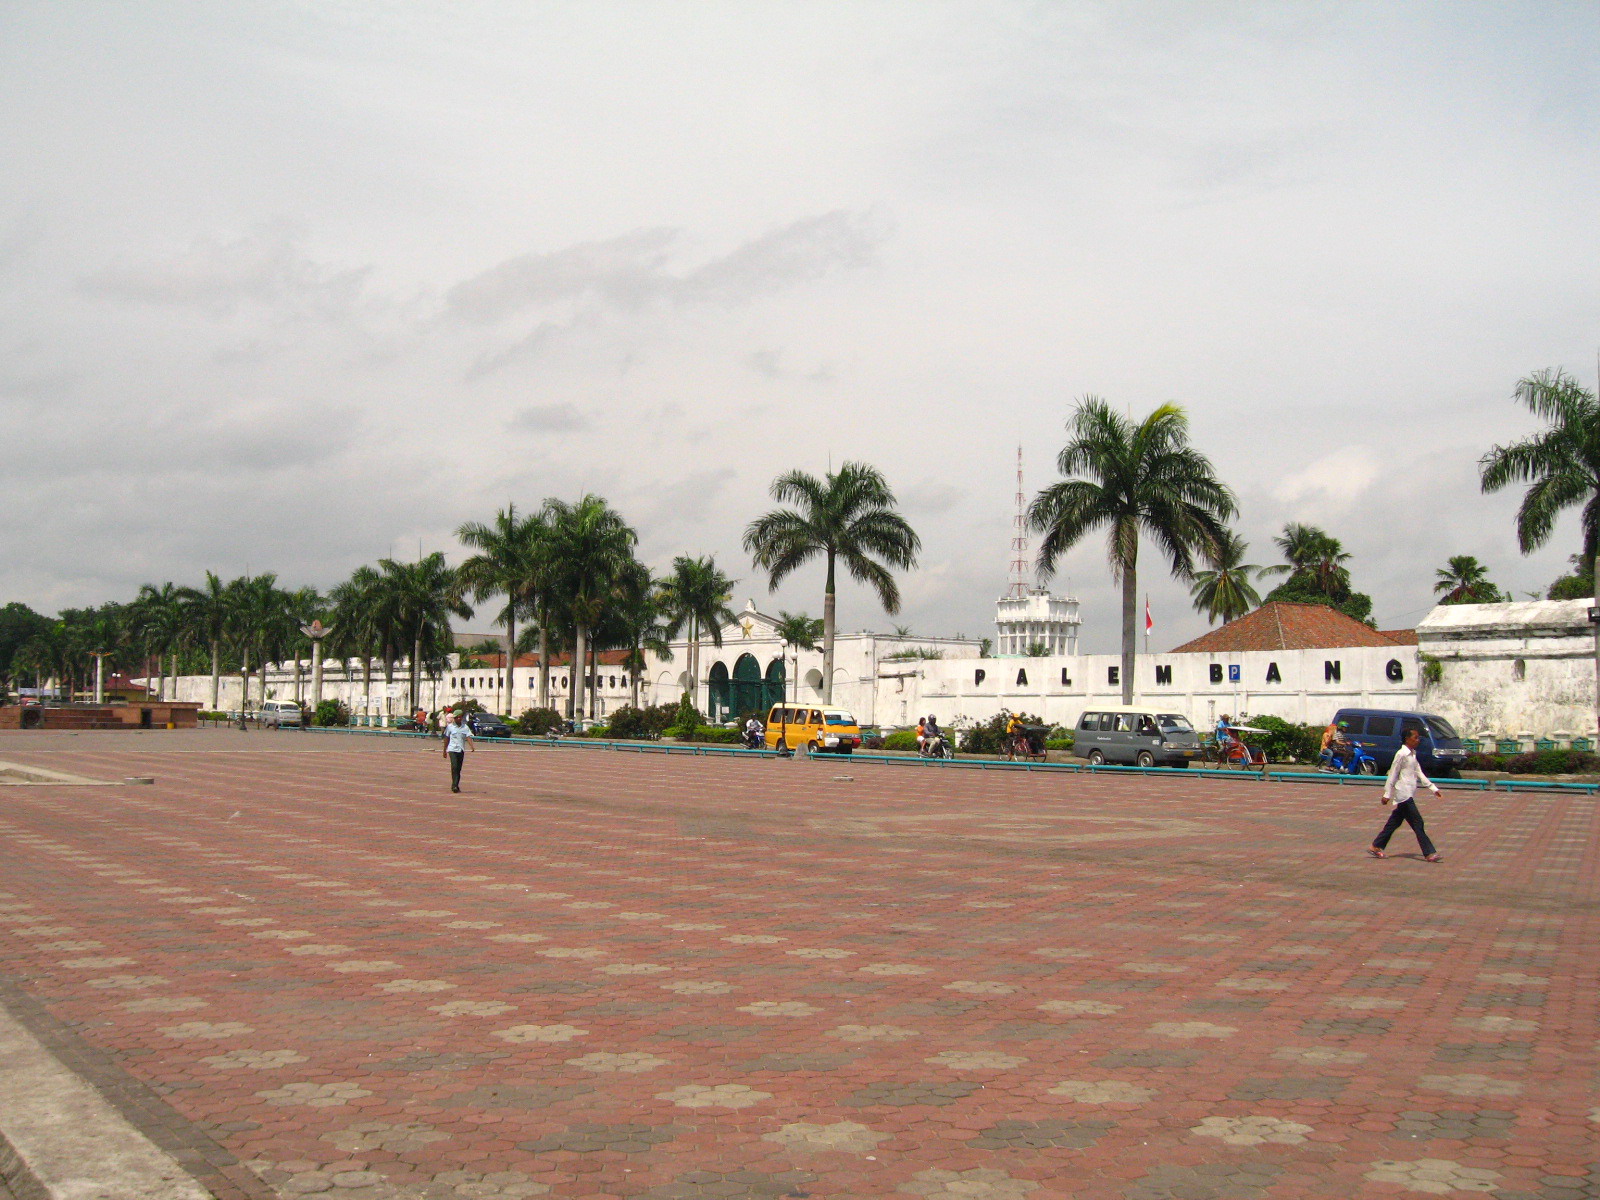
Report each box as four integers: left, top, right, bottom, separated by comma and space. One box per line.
0, 729, 1594, 1200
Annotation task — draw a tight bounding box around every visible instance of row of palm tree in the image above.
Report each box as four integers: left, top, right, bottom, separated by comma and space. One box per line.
11, 369, 1593, 724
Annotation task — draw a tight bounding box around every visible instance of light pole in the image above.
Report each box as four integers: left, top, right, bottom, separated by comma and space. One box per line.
89, 651, 110, 705
300, 620, 332, 715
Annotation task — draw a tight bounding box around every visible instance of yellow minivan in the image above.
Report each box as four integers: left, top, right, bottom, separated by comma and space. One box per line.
764, 704, 862, 754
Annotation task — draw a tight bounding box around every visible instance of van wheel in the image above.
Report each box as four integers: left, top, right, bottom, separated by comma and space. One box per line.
808, 740, 819, 755
1087, 749, 1104, 766
1358, 759, 1377, 776
1136, 751, 1155, 768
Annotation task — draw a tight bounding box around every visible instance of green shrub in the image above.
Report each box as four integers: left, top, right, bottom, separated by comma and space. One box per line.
1044, 737, 1073, 751
1249, 715, 1321, 763
606, 704, 677, 740
882, 730, 920, 751
516, 706, 563, 735
688, 725, 740, 744
1505, 749, 1600, 775
960, 711, 1042, 756
1463, 752, 1509, 771
668, 693, 705, 738
313, 699, 350, 727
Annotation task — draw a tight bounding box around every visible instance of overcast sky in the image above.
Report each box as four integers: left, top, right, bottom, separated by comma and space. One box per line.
2, 2, 1597, 651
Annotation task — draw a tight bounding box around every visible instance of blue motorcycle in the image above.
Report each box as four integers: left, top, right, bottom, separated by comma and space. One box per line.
1320, 740, 1378, 776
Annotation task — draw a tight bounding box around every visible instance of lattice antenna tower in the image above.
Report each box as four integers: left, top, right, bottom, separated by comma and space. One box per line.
1009, 444, 1029, 598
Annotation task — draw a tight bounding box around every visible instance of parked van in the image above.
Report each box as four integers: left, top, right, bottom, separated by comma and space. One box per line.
764, 704, 861, 754
259, 700, 303, 729
1328, 708, 1465, 776
1074, 705, 1202, 767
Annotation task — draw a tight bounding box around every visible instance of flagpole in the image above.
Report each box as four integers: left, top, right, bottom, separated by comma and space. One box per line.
1144, 594, 1150, 654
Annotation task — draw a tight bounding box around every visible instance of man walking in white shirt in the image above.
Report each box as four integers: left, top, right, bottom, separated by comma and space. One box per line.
1369, 727, 1442, 861
443, 710, 475, 793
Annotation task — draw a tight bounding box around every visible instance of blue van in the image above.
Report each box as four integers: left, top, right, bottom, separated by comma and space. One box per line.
1329, 708, 1466, 776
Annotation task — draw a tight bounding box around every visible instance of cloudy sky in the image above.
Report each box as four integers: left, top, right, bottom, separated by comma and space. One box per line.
2, 2, 1597, 651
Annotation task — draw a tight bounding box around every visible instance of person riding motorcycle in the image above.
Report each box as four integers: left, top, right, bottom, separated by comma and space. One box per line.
921, 716, 947, 758
742, 716, 764, 750
1319, 720, 1352, 771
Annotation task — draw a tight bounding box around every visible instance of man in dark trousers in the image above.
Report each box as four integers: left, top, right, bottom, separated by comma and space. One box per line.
443, 709, 475, 793
1369, 726, 1442, 861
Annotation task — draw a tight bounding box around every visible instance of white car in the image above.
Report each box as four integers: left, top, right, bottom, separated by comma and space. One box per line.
259, 701, 303, 728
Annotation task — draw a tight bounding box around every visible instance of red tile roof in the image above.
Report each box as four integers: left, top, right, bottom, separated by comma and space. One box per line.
464, 651, 634, 669
1379, 629, 1418, 645
1171, 602, 1401, 653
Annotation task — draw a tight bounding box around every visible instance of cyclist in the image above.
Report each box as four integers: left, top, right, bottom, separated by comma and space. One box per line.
1005, 711, 1029, 758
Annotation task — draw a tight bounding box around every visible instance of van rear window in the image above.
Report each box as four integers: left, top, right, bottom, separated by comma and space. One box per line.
1340, 716, 1365, 735
1079, 713, 1101, 731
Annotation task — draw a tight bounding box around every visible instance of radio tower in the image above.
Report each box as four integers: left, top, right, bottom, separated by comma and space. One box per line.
1009, 445, 1029, 598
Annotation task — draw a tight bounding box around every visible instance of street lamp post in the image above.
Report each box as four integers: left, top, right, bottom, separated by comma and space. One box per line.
89, 650, 110, 705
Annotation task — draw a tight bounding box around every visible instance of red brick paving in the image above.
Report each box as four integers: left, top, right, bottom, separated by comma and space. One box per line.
0, 730, 1596, 1199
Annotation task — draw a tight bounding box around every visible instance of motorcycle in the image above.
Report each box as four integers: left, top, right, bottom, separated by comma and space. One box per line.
920, 732, 954, 759
1320, 740, 1378, 776
742, 725, 764, 750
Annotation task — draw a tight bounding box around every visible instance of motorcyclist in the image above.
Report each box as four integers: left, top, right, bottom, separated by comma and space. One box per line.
1319, 720, 1352, 771
922, 715, 945, 757
743, 715, 764, 749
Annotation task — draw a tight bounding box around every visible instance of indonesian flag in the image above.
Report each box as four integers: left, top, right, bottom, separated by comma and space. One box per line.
1145, 596, 1154, 634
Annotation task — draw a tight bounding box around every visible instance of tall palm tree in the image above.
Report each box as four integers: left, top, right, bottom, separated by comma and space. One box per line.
1433, 555, 1502, 604
181, 572, 234, 710
772, 610, 822, 702
657, 555, 737, 702
225, 574, 279, 713
376, 553, 470, 712
457, 504, 541, 718
131, 583, 185, 700
611, 560, 672, 709
544, 495, 638, 721
1480, 367, 1600, 731
744, 462, 920, 704
329, 566, 384, 721
279, 586, 324, 705
1029, 398, 1234, 705
1188, 532, 1263, 625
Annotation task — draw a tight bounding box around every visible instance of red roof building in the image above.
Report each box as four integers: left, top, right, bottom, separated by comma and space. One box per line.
1171, 602, 1408, 654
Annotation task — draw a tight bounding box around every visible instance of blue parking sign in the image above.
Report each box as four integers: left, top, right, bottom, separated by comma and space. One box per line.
1227, 664, 1241, 683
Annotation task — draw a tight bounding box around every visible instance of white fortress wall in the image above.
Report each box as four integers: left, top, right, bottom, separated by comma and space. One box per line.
1417, 599, 1598, 740
875, 645, 1419, 730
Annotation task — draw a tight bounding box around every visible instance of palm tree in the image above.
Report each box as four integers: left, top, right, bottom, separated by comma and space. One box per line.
1029, 398, 1234, 705
773, 610, 822, 702
131, 583, 185, 700
543, 496, 638, 721
612, 561, 672, 709
744, 462, 920, 704
1433, 555, 1502, 604
1262, 522, 1352, 599
1480, 367, 1600, 731
329, 565, 384, 721
376, 553, 470, 712
181, 572, 234, 711
280, 586, 324, 705
1189, 532, 1263, 625
457, 504, 541, 717
225, 574, 279, 713
657, 556, 737, 702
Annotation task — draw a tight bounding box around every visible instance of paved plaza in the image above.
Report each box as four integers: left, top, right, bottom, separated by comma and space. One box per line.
0, 730, 1594, 1200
